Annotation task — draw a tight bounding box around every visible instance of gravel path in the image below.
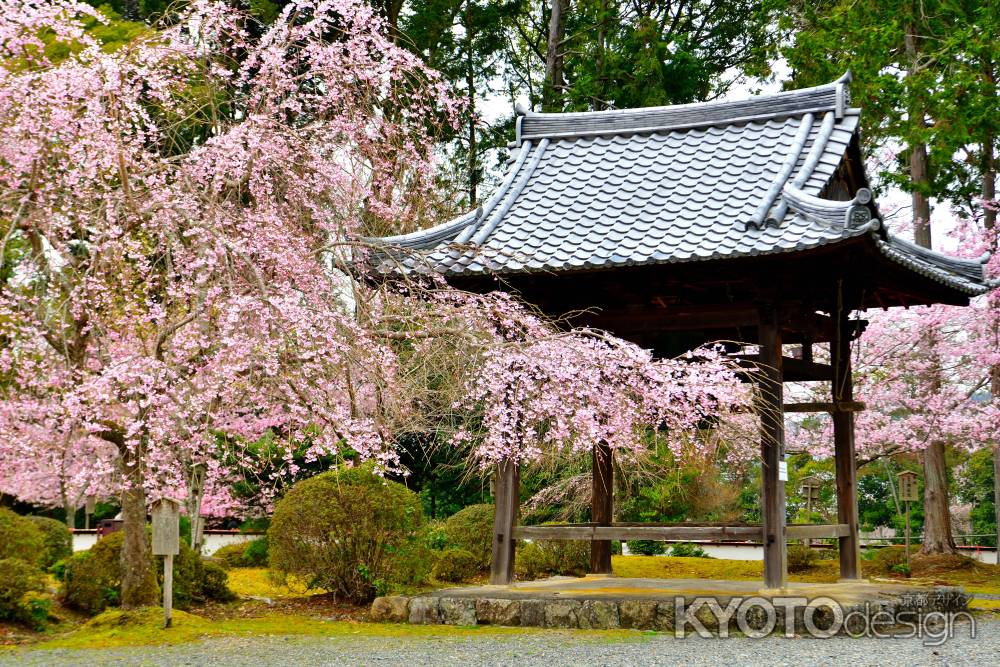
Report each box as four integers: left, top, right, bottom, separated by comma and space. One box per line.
3, 619, 996, 667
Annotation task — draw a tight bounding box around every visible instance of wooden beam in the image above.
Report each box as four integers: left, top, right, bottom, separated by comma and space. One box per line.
758, 304, 787, 590
582, 303, 759, 334
514, 523, 849, 542
832, 312, 862, 580
489, 461, 520, 585
590, 442, 613, 574
513, 525, 763, 541
783, 401, 866, 413
786, 524, 851, 540
733, 354, 833, 382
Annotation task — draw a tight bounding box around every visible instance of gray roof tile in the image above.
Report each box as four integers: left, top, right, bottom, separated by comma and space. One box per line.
375, 76, 991, 295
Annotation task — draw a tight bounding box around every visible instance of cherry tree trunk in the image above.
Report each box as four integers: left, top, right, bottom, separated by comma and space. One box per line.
920, 441, 957, 554
119, 447, 159, 609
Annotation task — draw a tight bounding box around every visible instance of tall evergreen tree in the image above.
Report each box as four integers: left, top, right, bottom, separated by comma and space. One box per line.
785, 0, 1000, 554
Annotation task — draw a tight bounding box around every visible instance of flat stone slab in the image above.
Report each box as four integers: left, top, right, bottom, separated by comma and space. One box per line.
428, 575, 964, 607
372, 576, 970, 636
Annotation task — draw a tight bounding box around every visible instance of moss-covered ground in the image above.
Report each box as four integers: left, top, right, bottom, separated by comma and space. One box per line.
3, 555, 997, 651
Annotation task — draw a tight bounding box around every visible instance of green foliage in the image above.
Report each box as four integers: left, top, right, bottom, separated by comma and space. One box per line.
0, 558, 48, 629
787, 544, 819, 573
535, 0, 787, 112
0, 508, 46, 566
240, 517, 271, 533
441, 504, 494, 568
212, 543, 250, 568
268, 465, 428, 603
618, 457, 746, 526
201, 561, 236, 602
385, 525, 439, 592
63, 530, 232, 615
165, 542, 204, 610
783, 0, 1000, 219
625, 540, 666, 556
669, 542, 711, 558
213, 537, 269, 569
28, 516, 73, 568
431, 548, 479, 583
241, 537, 269, 567
872, 545, 918, 574
62, 532, 127, 614
515, 539, 590, 580
958, 448, 996, 547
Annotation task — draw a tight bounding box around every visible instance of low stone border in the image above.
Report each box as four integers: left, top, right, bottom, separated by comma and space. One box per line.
371, 588, 971, 635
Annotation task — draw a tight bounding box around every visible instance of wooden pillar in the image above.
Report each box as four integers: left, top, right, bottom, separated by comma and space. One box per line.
833, 315, 862, 580
490, 460, 520, 585
758, 305, 787, 590
590, 441, 613, 574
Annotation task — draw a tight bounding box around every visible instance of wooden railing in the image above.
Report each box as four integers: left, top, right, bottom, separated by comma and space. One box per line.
511, 522, 851, 542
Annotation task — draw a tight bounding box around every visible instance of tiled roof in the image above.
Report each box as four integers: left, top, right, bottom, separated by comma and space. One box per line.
376, 75, 992, 296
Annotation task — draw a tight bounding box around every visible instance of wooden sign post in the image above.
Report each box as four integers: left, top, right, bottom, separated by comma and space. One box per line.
151, 498, 181, 628
897, 470, 919, 574
799, 475, 823, 548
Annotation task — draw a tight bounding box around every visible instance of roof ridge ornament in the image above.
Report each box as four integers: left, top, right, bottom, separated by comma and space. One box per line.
782, 184, 877, 230
765, 111, 837, 228
745, 114, 815, 231
834, 71, 852, 119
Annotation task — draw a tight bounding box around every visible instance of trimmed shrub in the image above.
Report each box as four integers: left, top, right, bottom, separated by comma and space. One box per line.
424, 521, 449, 551
63, 530, 233, 614
242, 537, 268, 567
669, 542, 711, 558
442, 504, 494, 569
0, 558, 48, 629
201, 561, 237, 602
387, 525, 438, 589
873, 545, 918, 573
0, 508, 45, 566
432, 548, 479, 583
515, 539, 590, 580
625, 540, 666, 556
62, 533, 124, 614
28, 516, 73, 568
168, 541, 205, 610
211, 538, 268, 568
211, 542, 248, 568
787, 544, 819, 573
268, 465, 427, 603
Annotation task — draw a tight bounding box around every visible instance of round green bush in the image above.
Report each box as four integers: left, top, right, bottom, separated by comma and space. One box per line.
669, 542, 711, 558
0, 558, 48, 628
873, 545, 918, 573
211, 542, 248, 568
625, 539, 666, 556
211, 538, 267, 568
442, 504, 494, 569
431, 548, 479, 583
241, 536, 268, 567
27, 516, 73, 568
787, 544, 819, 573
63, 530, 234, 614
268, 465, 427, 603
0, 508, 46, 566
201, 561, 236, 602
515, 539, 590, 580
62, 533, 124, 614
